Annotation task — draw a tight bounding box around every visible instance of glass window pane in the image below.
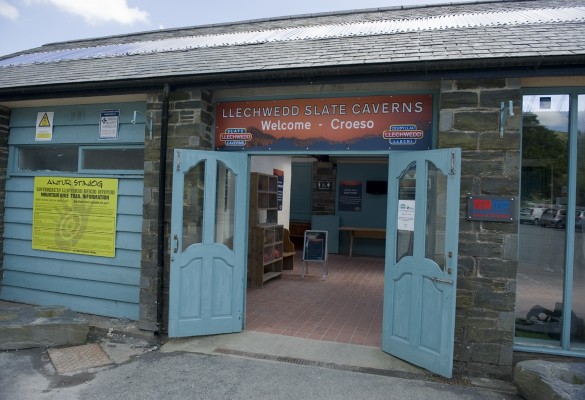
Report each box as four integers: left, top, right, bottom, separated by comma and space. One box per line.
215, 162, 236, 250
516, 94, 569, 344
82, 148, 144, 170
572, 95, 585, 348
18, 146, 78, 172
396, 161, 416, 263
425, 161, 447, 270
182, 161, 205, 251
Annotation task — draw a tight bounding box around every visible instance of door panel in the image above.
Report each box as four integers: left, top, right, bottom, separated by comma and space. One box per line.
169, 149, 248, 337
382, 148, 460, 378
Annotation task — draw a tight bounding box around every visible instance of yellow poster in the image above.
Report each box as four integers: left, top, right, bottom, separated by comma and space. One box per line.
32, 176, 118, 257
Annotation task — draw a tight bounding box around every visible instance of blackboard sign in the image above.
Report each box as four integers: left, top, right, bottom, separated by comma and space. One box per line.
303, 230, 328, 262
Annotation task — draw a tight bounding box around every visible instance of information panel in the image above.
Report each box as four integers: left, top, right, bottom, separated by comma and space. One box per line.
32, 176, 119, 257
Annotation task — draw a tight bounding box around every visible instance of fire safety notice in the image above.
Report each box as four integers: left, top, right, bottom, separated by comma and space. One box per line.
32, 176, 119, 257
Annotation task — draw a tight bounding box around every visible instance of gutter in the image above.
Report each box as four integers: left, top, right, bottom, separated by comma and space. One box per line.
156, 83, 170, 334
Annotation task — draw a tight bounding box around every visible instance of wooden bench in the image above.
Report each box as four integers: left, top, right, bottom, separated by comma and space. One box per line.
339, 226, 386, 257
283, 228, 295, 270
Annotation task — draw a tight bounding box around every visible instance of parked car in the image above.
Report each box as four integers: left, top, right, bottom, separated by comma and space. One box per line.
520, 207, 546, 225
540, 208, 567, 228
575, 209, 585, 232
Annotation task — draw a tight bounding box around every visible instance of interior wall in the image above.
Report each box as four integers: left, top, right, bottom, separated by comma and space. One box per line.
250, 155, 292, 229
336, 160, 388, 257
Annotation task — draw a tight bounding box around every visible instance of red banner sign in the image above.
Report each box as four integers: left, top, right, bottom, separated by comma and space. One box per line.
215, 94, 433, 151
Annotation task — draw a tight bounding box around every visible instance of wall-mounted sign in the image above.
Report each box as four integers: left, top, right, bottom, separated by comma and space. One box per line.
35, 111, 54, 141
338, 181, 362, 212
99, 109, 120, 139
467, 195, 515, 222
317, 181, 333, 191
215, 94, 433, 151
32, 176, 119, 257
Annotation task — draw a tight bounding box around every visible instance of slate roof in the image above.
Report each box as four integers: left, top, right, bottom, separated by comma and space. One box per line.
1, 0, 584, 97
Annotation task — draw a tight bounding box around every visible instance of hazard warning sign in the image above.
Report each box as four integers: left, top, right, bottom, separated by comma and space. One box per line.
35, 112, 54, 141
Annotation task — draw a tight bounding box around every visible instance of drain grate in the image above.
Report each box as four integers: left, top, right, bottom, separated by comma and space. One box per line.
213, 347, 426, 381
48, 343, 112, 374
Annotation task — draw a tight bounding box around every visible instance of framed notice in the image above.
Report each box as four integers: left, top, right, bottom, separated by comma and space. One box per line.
32, 176, 119, 257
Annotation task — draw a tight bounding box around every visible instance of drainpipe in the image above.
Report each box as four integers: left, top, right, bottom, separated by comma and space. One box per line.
156, 83, 171, 334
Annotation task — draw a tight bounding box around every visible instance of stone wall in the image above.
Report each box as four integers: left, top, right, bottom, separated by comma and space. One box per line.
439, 78, 522, 380
139, 88, 213, 332
0, 107, 8, 286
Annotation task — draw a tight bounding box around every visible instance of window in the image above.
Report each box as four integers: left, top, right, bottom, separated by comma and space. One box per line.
18, 146, 78, 172
15, 145, 144, 175
516, 93, 585, 354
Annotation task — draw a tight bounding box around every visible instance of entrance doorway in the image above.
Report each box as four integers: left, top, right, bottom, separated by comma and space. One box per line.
168, 148, 461, 378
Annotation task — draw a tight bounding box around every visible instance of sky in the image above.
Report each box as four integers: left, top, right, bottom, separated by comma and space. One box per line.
0, 0, 472, 57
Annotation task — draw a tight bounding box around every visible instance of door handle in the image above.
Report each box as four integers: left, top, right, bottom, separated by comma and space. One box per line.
431, 277, 454, 285
173, 234, 179, 253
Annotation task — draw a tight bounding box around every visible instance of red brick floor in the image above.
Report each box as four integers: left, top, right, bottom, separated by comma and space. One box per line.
245, 252, 384, 347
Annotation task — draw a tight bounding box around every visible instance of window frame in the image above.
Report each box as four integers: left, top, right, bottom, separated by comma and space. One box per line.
9, 144, 144, 177
515, 88, 583, 357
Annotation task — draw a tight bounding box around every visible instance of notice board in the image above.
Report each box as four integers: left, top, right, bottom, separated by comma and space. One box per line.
32, 176, 119, 257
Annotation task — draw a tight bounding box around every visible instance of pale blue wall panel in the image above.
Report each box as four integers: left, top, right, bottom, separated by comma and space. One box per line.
3, 271, 139, 303
8, 125, 146, 145
3, 254, 140, 284
0, 286, 139, 320
115, 232, 142, 251
5, 191, 33, 209
1, 102, 145, 320
4, 239, 141, 268
116, 214, 142, 233
3, 208, 31, 224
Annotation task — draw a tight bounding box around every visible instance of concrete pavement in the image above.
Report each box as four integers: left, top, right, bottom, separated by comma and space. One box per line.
0, 299, 521, 400
2, 344, 523, 400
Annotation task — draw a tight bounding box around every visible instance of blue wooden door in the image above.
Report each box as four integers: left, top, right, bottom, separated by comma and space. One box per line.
168, 149, 249, 337
382, 148, 461, 378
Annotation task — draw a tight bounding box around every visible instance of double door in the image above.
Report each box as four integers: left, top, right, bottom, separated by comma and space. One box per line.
168, 148, 460, 378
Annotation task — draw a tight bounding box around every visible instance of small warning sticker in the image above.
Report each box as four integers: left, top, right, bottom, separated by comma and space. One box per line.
35, 111, 54, 141
38, 112, 51, 127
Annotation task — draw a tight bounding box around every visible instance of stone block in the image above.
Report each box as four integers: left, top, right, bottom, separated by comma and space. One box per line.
479, 89, 522, 108
514, 360, 585, 400
477, 258, 517, 279
454, 111, 499, 132
475, 291, 515, 311
456, 79, 507, 90
471, 343, 501, 364
0, 304, 88, 350
478, 131, 520, 150
456, 289, 474, 309
467, 361, 513, 380
437, 131, 477, 149
458, 241, 502, 258
477, 176, 513, 195
441, 91, 478, 109
439, 110, 453, 132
